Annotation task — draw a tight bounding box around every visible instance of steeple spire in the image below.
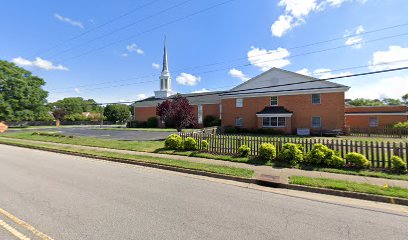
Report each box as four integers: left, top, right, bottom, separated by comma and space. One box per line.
155, 36, 172, 98
162, 36, 168, 74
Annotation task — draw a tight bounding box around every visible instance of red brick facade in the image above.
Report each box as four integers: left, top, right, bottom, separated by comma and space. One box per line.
221, 92, 345, 134
345, 106, 408, 128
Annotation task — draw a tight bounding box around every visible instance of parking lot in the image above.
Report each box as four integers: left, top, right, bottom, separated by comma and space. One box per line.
7, 127, 175, 141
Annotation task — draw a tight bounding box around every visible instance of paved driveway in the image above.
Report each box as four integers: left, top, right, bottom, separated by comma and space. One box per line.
8, 127, 175, 141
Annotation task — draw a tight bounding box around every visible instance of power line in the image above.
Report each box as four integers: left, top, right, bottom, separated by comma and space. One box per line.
29, 0, 161, 58
47, 0, 196, 59
54, 66, 408, 106
53, 0, 239, 64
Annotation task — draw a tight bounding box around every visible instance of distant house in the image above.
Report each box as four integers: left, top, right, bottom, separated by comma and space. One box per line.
345, 105, 408, 128
133, 42, 350, 134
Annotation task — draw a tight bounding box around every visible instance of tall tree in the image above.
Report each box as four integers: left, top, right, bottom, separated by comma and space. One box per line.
0, 60, 49, 121
104, 104, 131, 123
156, 94, 196, 131
347, 98, 384, 106
402, 93, 408, 105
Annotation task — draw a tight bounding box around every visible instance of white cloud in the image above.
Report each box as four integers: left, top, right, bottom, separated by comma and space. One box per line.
247, 47, 290, 71
272, 0, 367, 37
346, 75, 408, 99
126, 43, 144, 55
296, 67, 351, 78
271, 15, 294, 38
176, 73, 201, 86
369, 46, 408, 71
12, 57, 69, 71
192, 88, 210, 93
74, 88, 81, 93
136, 94, 147, 100
54, 14, 84, 29
278, 0, 317, 18
296, 68, 312, 76
152, 63, 160, 69
344, 25, 365, 49
228, 68, 250, 81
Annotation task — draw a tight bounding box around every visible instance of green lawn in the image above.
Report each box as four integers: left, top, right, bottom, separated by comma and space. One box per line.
89, 127, 194, 132
0, 138, 254, 178
289, 176, 408, 199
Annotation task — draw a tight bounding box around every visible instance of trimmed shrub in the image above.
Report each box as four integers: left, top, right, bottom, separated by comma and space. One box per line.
164, 134, 183, 150
184, 137, 198, 151
146, 117, 159, 128
277, 143, 304, 166
201, 140, 209, 151
392, 121, 408, 129
345, 152, 370, 169
238, 145, 251, 157
305, 144, 344, 168
203, 115, 221, 127
391, 156, 407, 173
258, 143, 276, 161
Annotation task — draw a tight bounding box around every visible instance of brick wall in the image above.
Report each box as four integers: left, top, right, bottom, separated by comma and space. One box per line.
221, 92, 345, 133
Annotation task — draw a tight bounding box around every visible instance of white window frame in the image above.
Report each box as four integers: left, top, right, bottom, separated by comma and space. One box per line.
369, 117, 378, 127
312, 116, 321, 128
270, 96, 278, 106
235, 117, 243, 127
262, 117, 286, 128
198, 105, 203, 124
311, 94, 321, 104
236, 98, 243, 108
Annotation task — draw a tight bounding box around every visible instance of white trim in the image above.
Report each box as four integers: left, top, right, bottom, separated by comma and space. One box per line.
256, 113, 293, 117
345, 112, 408, 116
220, 87, 348, 99
270, 96, 278, 106
261, 116, 287, 128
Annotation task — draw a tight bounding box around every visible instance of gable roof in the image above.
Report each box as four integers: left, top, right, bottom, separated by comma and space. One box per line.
222, 68, 349, 98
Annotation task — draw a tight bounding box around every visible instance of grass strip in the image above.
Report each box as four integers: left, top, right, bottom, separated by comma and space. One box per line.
289, 176, 408, 199
0, 138, 254, 178
89, 128, 194, 132
315, 168, 408, 181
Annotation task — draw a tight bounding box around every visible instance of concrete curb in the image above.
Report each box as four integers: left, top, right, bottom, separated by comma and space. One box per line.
2, 141, 408, 206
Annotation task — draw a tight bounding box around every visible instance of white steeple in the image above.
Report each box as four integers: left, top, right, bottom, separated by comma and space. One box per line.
155, 37, 172, 98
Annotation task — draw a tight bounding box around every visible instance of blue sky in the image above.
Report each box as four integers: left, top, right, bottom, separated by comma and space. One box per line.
1, 0, 407, 103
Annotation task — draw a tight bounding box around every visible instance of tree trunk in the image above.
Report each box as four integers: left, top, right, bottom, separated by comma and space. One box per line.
56, 119, 60, 128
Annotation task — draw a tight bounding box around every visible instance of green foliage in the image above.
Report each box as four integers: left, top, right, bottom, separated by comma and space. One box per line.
305, 144, 344, 168
63, 113, 87, 121
258, 143, 276, 161
183, 137, 198, 151
201, 140, 209, 151
345, 152, 370, 169
346, 98, 385, 106
392, 121, 408, 129
146, 117, 159, 128
49, 97, 101, 115
104, 104, 131, 123
203, 115, 221, 127
391, 156, 407, 173
164, 134, 183, 150
238, 145, 251, 157
277, 143, 304, 166
0, 60, 49, 121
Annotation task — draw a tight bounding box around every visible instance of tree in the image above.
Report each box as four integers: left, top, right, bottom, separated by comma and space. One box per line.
347, 98, 384, 106
49, 97, 101, 115
383, 98, 402, 105
402, 93, 408, 105
156, 94, 196, 131
0, 60, 49, 121
104, 104, 131, 123
52, 108, 67, 128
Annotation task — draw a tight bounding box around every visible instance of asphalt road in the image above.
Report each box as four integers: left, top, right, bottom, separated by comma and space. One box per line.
1, 144, 408, 240
8, 127, 174, 141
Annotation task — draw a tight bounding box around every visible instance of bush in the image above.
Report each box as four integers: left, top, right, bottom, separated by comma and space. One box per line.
238, 145, 251, 157
258, 143, 276, 161
277, 143, 304, 166
391, 156, 407, 173
392, 121, 408, 129
203, 115, 221, 127
183, 137, 198, 151
164, 134, 183, 150
345, 152, 370, 169
201, 140, 209, 151
305, 144, 344, 168
147, 117, 159, 128
63, 113, 87, 121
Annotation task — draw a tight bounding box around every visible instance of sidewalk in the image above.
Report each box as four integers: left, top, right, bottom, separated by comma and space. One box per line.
1, 137, 408, 189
